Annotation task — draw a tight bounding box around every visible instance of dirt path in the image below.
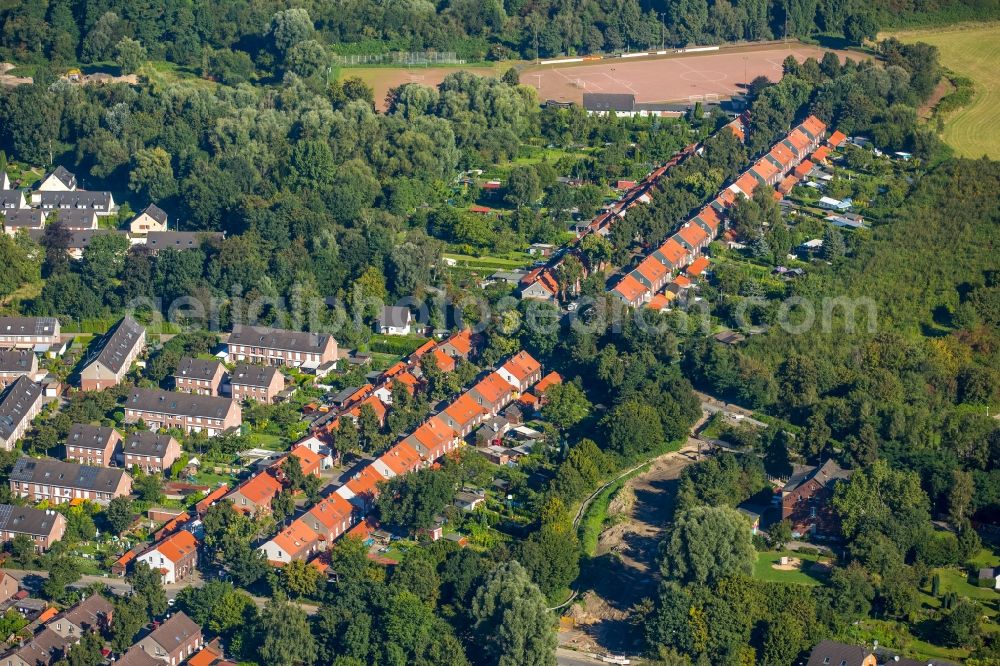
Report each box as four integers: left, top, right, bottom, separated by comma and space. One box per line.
563, 439, 706, 654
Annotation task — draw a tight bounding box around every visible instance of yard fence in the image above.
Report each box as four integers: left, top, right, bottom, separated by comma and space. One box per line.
333, 51, 464, 66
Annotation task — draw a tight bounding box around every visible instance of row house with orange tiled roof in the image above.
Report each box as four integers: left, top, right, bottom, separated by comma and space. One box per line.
372, 442, 422, 479
441, 392, 488, 437
632, 256, 670, 293
136, 529, 197, 584
403, 416, 459, 461
335, 465, 388, 512
497, 351, 542, 393
437, 328, 473, 359
301, 494, 355, 543
749, 157, 782, 187
675, 222, 711, 254
225, 471, 282, 515
260, 520, 321, 565
469, 372, 516, 416
611, 274, 651, 308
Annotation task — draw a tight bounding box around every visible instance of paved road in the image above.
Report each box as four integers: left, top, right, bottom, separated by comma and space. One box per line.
2, 568, 319, 615
557, 648, 615, 666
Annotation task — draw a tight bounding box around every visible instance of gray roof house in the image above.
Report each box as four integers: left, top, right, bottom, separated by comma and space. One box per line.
145, 231, 223, 253
583, 92, 636, 114
38, 166, 77, 191
377, 306, 412, 335
36, 190, 114, 214
123, 388, 242, 436
0, 349, 38, 386
0, 504, 67, 551
9, 456, 132, 504
0, 189, 27, 209
0, 377, 43, 451
2, 209, 45, 234
79, 315, 146, 391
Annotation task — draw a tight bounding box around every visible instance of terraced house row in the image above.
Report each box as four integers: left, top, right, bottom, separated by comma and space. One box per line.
610, 115, 830, 307
257, 349, 544, 566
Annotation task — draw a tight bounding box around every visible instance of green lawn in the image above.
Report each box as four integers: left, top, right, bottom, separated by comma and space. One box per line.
245, 432, 286, 451
443, 252, 530, 270
753, 550, 831, 586
888, 23, 1000, 158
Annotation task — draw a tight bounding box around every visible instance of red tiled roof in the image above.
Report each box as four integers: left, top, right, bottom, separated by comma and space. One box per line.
196, 484, 229, 514
635, 256, 668, 284
647, 293, 670, 310
826, 130, 846, 147
733, 172, 759, 197
534, 371, 562, 395
777, 174, 799, 195
270, 520, 319, 561
230, 472, 282, 508
289, 445, 324, 476
473, 372, 515, 404
385, 360, 409, 376
432, 348, 456, 372
345, 465, 387, 499
444, 393, 487, 428
696, 206, 721, 233
768, 142, 797, 170
687, 257, 710, 277
785, 129, 810, 153
801, 114, 827, 138
715, 189, 738, 208
443, 329, 473, 355
187, 645, 222, 666
306, 495, 354, 531
153, 530, 197, 564
678, 223, 709, 249
501, 351, 541, 384
793, 159, 814, 179
727, 118, 745, 142
751, 158, 780, 183
613, 274, 648, 304
811, 145, 831, 162
673, 275, 692, 288
408, 416, 456, 458
659, 238, 688, 266
378, 442, 422, 476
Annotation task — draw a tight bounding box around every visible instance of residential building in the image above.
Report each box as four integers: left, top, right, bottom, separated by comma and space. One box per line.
228, 364, 284, 405
225, 472, 282, 515
116, 646, 164, 666
441, 393, 488, 437
35, 166, 77, 193
372, 442, 422, 479
123, 389, 242, 436
0, 317, 60, 351
129, 204, 168, 235
27, 228, 127, 260
780, 459, 852, 536
0, 504, 66, 551
0, 349, 37, 387
0, 627, 73, 666
47, 209, 98, 229
136, 530, 197, 584
2, 209, 45, 235
79, 315, 146, 391
496, 351, 542, 393
9, 457, 132, 504
403, 415, 459, 461
377, 306, 412, 335
300, 494, 355, 543
0, 377, 43, 451
226, 325, 337, 370
335, 465, 388, 512
469, 372, 515, 416
36, 190, 115, 215
134, 611, 203, 665
519, 268, 559, 301
805, 640, 876, 666
0, 189, 27, 210
0, 571, 18, 604
46, 594, 113, 638
436, 329, 474, 360
259, 520, 320, 564
173, 357, 226, 396
65, 424, 121, 466
122, 432, 181, 473
144, 231, 222, 254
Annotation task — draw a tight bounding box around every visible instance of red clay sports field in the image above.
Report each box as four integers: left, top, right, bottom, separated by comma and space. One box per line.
519, 43, 854, 105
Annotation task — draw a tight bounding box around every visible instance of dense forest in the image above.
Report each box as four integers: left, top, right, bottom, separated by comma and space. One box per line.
1, 0, 996, 67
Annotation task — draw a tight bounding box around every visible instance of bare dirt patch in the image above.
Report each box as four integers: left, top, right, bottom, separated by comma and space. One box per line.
771, 556, 803, 571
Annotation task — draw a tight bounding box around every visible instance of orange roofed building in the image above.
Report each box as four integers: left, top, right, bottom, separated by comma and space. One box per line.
226, 472, 282, 515
259, 519, 320, 565
612, 274, 649, 307
441, 392, 488, 437
469, 372, 516, 416
437, 329, 473, 359
827, 130, 847, 147
136, 529, 197, 584
373, 442, 423, 479
403, 415, 459, 461
335, 465, 388, 511
301, 494, 355, 543
687, 256, 710, 277
497, 351, 542, 393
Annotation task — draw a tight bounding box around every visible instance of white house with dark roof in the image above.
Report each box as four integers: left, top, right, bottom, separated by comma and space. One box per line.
36, 190, 115, 215
79, 315, 145, 391
35, 166, 77, 193
0, 189, 27, 210
377, 306, 412, 336
46, 208, 98, 230
0, 377, 43, 451
130, 204, 169, 235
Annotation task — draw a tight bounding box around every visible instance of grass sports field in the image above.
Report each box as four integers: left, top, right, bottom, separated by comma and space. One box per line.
889, 23, 1000, 159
